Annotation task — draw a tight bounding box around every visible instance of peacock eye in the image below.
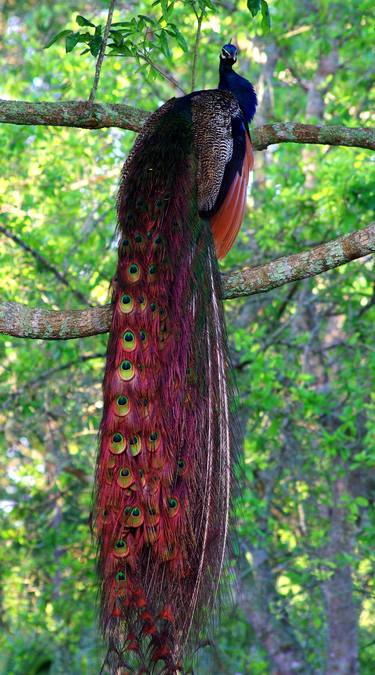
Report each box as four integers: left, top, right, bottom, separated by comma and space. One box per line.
149, 264, 157, 275
127, 263, 141, 283
113, 539, 129, 557
119, 360, 135, 381
134, 234, 143, 244
115, 395, 130, 417
110, 431, 126, 454
124, 505, 144, 527
149, 432, 158, 442
150, 302, 157, 312
178, 459, 185, 469
123, 330, 136, 351
124, 506, 131, 515
154, 235, 162, 245
116, 571, 126, 581
118, 465, 134, 488
139, 330, 148, 348
120, 294, 134, 314
129, 434, 141, 456
168, 497, 179, 517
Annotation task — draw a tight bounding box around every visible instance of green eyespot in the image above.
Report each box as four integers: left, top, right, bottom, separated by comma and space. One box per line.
119, 359, 135, 381
148, 431, 160, 452
110, 433, 126, 455
134, 233, 143, 244
113, 539, 129, 558
129, 434, 142, 457
120, 294, 134, 314
116, 571, 126, 582
127, 263, 141, 283
168, 497, 180, 518
118, 467, 134, 489
177, 459, 186, 476
115, 395, 130, 417
124, 505, 144, 528
123, 330, 136, 351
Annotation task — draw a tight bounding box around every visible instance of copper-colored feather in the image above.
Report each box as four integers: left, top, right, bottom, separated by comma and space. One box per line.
211, 133, 254, 259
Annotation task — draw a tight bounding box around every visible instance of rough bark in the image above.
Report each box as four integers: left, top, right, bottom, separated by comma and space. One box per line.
0, 99, 374, 150
1, 222, 372, 340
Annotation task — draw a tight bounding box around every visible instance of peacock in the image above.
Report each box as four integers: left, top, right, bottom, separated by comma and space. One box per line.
94, 43, 257, 673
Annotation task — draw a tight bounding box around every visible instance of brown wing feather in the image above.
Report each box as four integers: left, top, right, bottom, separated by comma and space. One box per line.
210, 133, 254, 259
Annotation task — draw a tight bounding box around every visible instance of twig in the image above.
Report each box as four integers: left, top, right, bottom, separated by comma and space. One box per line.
191, 8, 205, 91
88, 0, 117, 103
1, 223, 373, 340
137, 50, 186, 95
0, 224, 90, 306
3, 352, 105, 406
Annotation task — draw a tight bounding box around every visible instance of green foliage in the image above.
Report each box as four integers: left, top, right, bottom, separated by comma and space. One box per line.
0, 0, 374, 673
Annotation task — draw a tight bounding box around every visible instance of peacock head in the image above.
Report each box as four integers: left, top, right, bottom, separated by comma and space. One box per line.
221, 43, 238, 64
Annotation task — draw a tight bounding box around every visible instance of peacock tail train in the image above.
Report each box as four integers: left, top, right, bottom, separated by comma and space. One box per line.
94, 44, 256, 674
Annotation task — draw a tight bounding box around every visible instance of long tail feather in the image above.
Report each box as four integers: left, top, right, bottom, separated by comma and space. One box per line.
94, 102, 233, 673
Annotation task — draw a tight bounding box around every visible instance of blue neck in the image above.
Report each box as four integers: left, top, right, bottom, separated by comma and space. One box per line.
218, 59, 257, 125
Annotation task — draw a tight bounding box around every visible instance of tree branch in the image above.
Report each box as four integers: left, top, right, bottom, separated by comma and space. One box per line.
88, 0, 117, 104
191, 8, 204, 91
0, 99, 374, 150
1, 223, 373, 340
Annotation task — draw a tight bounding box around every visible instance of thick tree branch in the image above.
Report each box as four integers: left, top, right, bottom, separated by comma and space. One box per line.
0, 99, 374, 150
1, 223, 373, 340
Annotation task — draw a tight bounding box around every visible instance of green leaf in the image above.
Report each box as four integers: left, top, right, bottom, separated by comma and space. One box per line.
159, 31, 171, 59
76, 15, 95, 28
261, 0, 271, 32
247, 0, 261, 17
168, 23, 188, 51
44, 29, 73, 49
65, 33, 81, 53
110, 30, 124, 47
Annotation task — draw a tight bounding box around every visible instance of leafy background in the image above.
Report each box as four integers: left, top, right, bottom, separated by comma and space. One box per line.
0, 0, 374, 673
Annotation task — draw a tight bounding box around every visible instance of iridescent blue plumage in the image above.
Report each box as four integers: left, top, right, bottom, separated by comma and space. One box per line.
219, 43, 257, 125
